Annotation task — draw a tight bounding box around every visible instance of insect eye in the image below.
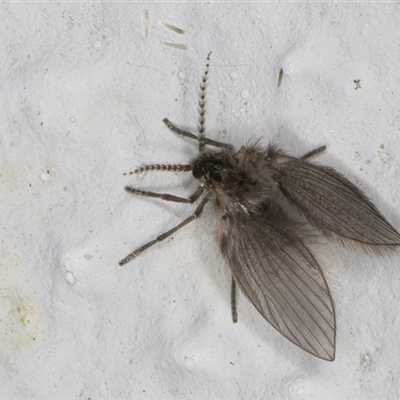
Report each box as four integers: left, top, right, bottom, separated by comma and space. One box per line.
192, 165, 203, 179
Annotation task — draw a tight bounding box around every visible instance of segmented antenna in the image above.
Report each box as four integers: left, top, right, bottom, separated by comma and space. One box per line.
198, 52, 212, 153
123, 164, 192, 175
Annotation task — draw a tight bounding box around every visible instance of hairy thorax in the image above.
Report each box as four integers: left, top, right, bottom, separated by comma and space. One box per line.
192, 143, 277, 215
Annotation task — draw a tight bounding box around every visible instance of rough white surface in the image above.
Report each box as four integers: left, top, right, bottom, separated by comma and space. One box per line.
1, 3, 400, 399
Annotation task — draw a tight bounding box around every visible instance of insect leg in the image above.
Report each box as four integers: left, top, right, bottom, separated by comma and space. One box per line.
163, 117, 198, 141
300, 145, 327, 160
163, 118, 234, 150
119, 196, 209, 266
124, 185, 204, 204
231, 277, 238, 323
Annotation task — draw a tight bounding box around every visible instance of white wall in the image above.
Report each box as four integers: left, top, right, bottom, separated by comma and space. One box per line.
1, 3, 400, 398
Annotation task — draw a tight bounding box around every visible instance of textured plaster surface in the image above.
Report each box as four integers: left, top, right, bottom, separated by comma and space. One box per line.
1, 3, 400, 399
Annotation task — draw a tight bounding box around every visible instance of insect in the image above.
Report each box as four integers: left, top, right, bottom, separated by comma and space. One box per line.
120, 53, 400, 361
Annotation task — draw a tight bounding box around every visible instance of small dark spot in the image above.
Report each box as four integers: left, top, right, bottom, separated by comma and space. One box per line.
354, 80, 361, 90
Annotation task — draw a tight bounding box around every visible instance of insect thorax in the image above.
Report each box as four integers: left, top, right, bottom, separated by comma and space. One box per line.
192, 145, 276, 214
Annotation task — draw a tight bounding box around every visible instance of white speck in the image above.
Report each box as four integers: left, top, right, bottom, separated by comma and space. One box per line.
41, 173, 48, 182
239, 203, 249, 214
69, 117, 76, 123
241, 91, 248, 99
93, 40, 102, 48
65, 271, 76, 286
178, 71, 186, 79
230, 72, 237, 80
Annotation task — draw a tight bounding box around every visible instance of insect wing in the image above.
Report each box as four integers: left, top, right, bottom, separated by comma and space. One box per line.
277, 160, 400, 245
219, 211, 336, 361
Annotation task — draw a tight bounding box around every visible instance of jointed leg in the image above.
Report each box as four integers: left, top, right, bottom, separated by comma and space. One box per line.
300, 145, 326, 160
119, 196, 209, 266
163, 118, 233, 150
231, 277, 238, 323
163, 118, 198, 142
124, 185, 204, 204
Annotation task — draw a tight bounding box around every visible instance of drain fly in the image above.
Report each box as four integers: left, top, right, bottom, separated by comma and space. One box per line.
120, 53, 400, 361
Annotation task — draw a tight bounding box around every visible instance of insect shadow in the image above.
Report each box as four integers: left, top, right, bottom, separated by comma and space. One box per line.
120, 52, 400, 361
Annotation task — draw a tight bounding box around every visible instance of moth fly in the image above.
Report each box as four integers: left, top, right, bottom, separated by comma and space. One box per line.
120, 53, 400, 361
